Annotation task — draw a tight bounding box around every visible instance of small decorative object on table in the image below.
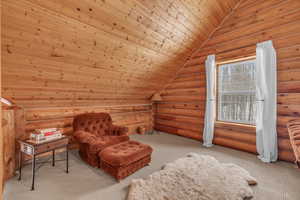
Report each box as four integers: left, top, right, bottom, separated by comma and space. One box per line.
18, 133, 69, 191
137, 126, 146, 135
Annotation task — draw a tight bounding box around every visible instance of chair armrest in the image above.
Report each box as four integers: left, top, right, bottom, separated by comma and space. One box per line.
74, 130, 97, 144
110, 125, 129, 136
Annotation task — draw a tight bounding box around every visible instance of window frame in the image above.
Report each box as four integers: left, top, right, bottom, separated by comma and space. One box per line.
215, 55, 256, 127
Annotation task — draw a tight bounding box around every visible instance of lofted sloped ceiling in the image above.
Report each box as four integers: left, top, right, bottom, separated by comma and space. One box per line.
2, 0, 240, 108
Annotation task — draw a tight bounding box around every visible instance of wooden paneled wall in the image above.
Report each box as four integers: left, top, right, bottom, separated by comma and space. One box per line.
2, 108, 16, 181
0, 0, 3, 195
156, 0, 300, 162
1, 0, 239, 108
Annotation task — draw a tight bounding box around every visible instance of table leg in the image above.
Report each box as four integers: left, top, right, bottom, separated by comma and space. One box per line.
31, 155, 36, 191
18, 151, 22, 181
52, 150, 55, 167
66, 146, 69, 173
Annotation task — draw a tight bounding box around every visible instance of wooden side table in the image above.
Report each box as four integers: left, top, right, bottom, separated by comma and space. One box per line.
18, 136, 69, 190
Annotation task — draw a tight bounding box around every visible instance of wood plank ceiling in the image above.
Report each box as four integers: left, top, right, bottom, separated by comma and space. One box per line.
2, 0, 240, 108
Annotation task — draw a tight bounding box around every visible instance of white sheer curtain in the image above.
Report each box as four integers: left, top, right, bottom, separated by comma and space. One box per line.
256, 40, 278, 162
203, 55, 216, 147
218, 60, 256, 125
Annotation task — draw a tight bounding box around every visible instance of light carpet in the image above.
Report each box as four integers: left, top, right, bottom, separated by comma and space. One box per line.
4, 133, 300, 200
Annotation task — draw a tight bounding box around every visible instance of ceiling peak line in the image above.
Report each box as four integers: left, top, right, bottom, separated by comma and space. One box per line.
154, 0, 244, 96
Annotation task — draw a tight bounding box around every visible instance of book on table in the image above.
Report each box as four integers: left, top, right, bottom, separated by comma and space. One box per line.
30, 128, 63, 143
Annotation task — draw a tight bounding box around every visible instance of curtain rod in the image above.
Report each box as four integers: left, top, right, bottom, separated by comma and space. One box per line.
216, 55, 256, 65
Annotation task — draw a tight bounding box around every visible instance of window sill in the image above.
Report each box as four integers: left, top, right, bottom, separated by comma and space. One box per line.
215, 121, 256, 133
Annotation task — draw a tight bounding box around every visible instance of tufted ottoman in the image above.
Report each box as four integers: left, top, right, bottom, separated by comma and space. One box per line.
99, 140, 153, 181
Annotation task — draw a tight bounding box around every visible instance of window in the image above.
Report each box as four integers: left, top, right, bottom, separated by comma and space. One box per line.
217, 59, 256, 125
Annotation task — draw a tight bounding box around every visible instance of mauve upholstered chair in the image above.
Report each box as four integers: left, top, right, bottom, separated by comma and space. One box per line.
73, 113, 129, 167
287, 119, 300, 168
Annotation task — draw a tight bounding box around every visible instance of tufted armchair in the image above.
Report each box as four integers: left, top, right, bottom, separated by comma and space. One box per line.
73, 113, 129, 167
287, 120, 300, 168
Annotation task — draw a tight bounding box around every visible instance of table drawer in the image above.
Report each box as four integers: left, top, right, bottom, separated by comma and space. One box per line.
35, 138, 68, 154
20, 144, 34, 155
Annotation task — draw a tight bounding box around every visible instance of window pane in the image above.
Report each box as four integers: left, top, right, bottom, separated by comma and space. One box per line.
218, 60, 256, 125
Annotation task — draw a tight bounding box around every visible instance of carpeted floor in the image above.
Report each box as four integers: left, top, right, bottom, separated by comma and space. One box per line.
4, 133, 300, 200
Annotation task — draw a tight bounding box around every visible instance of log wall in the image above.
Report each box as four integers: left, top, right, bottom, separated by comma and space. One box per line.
156, 0, 300, 162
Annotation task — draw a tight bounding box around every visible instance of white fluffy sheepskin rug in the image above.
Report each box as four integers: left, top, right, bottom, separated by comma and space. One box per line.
127, 153, 257, 200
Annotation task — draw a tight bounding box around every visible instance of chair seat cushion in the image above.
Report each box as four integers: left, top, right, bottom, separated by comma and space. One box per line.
99, 140, 153, 167
89, 135, 129, 154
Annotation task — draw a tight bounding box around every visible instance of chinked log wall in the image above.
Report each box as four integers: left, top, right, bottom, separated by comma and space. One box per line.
156, 0, 300, 162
